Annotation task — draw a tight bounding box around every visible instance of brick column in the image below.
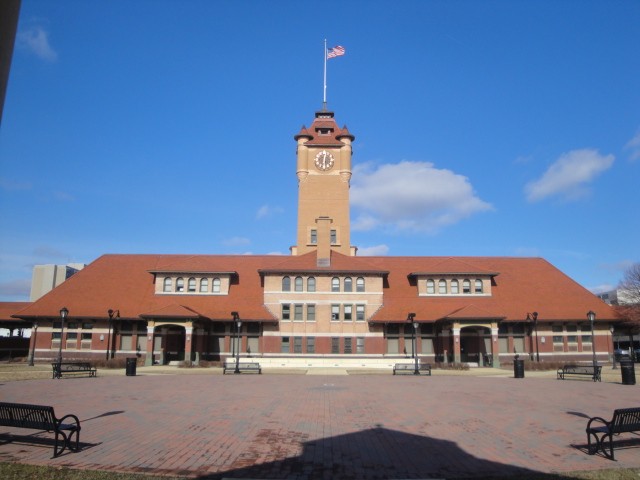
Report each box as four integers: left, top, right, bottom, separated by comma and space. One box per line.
453, 327, 461, 363
145, 322, 155, 366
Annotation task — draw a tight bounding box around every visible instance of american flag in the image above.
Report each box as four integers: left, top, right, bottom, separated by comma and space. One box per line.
327, 45, 346, 59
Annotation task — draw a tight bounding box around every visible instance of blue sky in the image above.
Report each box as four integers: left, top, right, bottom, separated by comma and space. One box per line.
0, 0, 638, 302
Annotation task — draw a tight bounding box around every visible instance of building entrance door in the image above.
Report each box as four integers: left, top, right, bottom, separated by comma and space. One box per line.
460, 326, 492, 366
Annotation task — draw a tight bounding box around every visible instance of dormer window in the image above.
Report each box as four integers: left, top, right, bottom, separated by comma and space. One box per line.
176, 277, 184, 292
163, 277, 172, 293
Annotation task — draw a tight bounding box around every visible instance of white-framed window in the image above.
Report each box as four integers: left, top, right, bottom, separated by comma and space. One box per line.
344, 304, 353, 321
331, 304, 340, 321
356, 277, 365, 292
282, 304, 291, 321
331, 277, 340, 292
475, 279, 483, 294
163, 277, 172, 292
307, 304, 316, 321
295, 276, 303, 292
463, 279, 471, 294
188, 277, 196, 292
310, 229, 317, 244
330, 229, 337, 244
213, 278, 221, 293
344, 277, 353, 292
282, 276, 291, 292
307, 277, 316, 292
426, 279, 435, 294
200, 278, 209, 293
356, 304, 365, 321
176, 277, 184, 292
307, 337, 315, 353
451, 279, 459, 294
438, 279, 447, 294
356, 337, 365, 353
294, 304, 303, 321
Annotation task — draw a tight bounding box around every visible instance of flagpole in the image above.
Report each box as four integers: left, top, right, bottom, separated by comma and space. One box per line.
323, 39, 327, 110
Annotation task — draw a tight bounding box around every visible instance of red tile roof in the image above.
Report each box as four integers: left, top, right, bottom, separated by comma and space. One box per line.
0, 302, 31, 324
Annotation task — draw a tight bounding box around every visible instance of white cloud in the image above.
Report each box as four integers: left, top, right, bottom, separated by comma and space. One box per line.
358, 244, 389, 256
256, 204, 283, 219
625, 129, 640, 162
221, 237, 251, 247
524, 149, 614, 203
18, 26, 58, 62
350, 161, 492, 234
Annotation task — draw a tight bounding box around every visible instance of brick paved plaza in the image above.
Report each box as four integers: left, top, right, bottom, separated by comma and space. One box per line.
1, 368, 639, 479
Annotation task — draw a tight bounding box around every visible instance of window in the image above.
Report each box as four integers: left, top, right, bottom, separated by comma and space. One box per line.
356, 305, 365, 321
82, 322, 93, 330
81, 332, 92, 349
330, 229, 337, 244
200, 278, 209, 292
438, 279, 447, 294
552, 325, 563, 333
344, 337, 352, 354
310, 229, 317, 244
332, 277, 340, 292
293, 337, 303, 353
426, 279, 435, 294
331, 304, 340, 321
188, 277, 196, 292
163, 277, 172, 292
282, 276, 291, 292
66, 332, 78, 349
294, 304, 303, 321
282, 304, 291, 321
281, 337, 290, 353
307, 277, 316, 292
475, 279, 483, 294
67, 322, 78, 330
307, 337, 315, 354
356, 277, 365, 292
463, 279, 471, 294
356, 337, 365, 353
553, 335, 564, 352
566, 324, 578, 333
176, 277, 184, 292
344, 277, 353, 292
344, 305, 353, 321
307, 304, 316, 321
295, 276, 303, 292
213, 278, 221, 293
331, 337, 340, 354
451, 280, 459, 294
581, 335, 593, 351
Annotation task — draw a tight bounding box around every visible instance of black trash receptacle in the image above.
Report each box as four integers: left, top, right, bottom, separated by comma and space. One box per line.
514, 358, 525, 378
620, 359, 636, 385
126, 357, 137, 376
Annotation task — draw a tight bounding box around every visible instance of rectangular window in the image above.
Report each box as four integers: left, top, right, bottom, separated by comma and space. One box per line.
387, 338, 399, 354
82, 322, 93, 329
331, 337, 340, 354
66, 332, 78, 349
281, 337, 290, 353
566, 325, 578, 333
294, 304, 303, 321
581, 335, 593, 351
330, 229, 337, 244
553, 335, 564, 352
293, 336, 303, 353
67, 322, 78, 330
552, 325, 563, 333
331, 304, 340, 321
137, 333, 146, 352
344, 304, 352, 321
421, 337, 434, 353
310, 229, 317, 244
356, 305, 365, 321
567, 335, 578, 352
307, 304, 316, 321
121, 334, 133, 351
81, 332, 92, 349
307, 337, 315, 354
356, 337, 365, 353
344, 337, 352, 354
282, 304, 290, 321
53, 321, 62, 329
247, 336, 259, 354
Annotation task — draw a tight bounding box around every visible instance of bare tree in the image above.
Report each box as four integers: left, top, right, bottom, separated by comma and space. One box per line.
614, 263, 640, 352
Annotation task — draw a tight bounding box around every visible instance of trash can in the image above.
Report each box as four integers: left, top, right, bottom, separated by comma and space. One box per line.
126, 357, 137, 376
620, 359, 636, 385
514, 358, 525, 378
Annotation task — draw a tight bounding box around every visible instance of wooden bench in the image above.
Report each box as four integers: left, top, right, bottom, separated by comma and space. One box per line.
557, 364, 601, 382
0, 402, 81, 457
393, 363, 431, 375
223, 361, 262, 374
51, 362, 97, 379
586, 407, 640, 460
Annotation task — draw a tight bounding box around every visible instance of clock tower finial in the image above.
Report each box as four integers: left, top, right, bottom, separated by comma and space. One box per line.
292, 110, 356, 258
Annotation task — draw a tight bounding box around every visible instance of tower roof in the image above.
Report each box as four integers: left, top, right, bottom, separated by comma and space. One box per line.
293, 110, 355, 146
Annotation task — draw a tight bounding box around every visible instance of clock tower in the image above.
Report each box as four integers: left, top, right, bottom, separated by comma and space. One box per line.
293, 109, 356, 260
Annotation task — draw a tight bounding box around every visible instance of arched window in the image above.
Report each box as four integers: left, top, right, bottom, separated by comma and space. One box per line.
213, 278, 221, 293
282, 276, 291, 292
344, 277, 353, 292
438, 279, 447, 294
163, 277, 172, 292
199, 278, 209, 293
176, 277, 184, 292
475, 279, 483, 294
451, 279, 459, 294
356, 277, 365, 292
295, 276, 303, 292
188, 277, 197, 292
426, 279, 435, 294
307, 277, 316, 292
463, 279, 471, 294
331, 277, 340, 292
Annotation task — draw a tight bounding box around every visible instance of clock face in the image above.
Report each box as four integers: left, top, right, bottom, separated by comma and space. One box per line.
314, 150, 334, 171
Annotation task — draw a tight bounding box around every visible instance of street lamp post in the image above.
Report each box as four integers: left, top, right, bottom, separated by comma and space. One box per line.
531, 312, 540, 362
232, 312, 242, 374
107, 309, 119, 360
57, 307, 68, 373
407, 313, 419, 375
28, 322, 38, 366
588, 310, 597, 374
610, 325, 617, 369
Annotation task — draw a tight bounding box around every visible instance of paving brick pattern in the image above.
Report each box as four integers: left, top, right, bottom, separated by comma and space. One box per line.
0, 371, 639, 479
